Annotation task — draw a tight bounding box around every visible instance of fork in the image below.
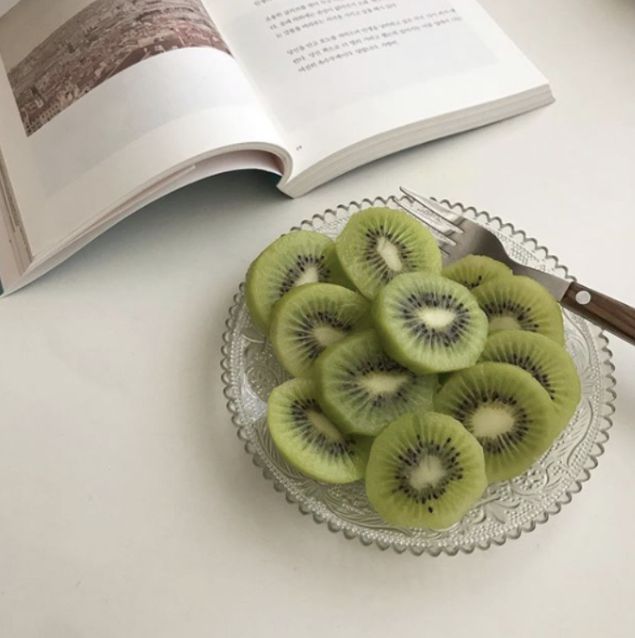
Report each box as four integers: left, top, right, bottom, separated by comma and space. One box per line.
398, 186, 635, 345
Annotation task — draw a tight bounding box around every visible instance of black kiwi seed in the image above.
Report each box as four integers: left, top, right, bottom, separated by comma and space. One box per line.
436, 362, 557, 483
267, 378, 370, 484
314, 330, 436, 437
391, 438, 464, 504
505, 353, 554, 398
481, 299, 540, 331
278, 254, 330, 297
397, 291, 471, 346
472, 276, 566, 346
293, 310, 352, 360
336, 208, 443, 300
374, 272, 489, 374
340, 355, 417, 409
363, 227, 415, 283
442, 255, 513, 290
269, 282, 369, 377
479, 331, 581, 435
269, 283, 370, 378
365, 412, 487, 529
290, 397, 354, 459
246, 230, 341, 333
452, 389, 530, 454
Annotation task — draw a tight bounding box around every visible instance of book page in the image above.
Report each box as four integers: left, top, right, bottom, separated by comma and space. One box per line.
213, 0, 549, 178
0, 0, 286, 259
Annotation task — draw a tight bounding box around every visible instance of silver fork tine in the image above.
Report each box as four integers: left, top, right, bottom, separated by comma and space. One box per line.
397, 198, 456, 247
395, 211, 451, 257
399, 186, 464, 227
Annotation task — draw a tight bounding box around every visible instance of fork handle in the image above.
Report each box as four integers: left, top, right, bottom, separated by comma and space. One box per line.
562, 281, 635, 345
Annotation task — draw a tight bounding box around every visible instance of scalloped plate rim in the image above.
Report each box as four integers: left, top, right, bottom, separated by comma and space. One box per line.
220, 195, 617, 556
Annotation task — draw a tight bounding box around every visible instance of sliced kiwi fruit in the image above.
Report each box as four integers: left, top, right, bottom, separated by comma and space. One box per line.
373, 272, 488, 373
267, 378, 370, 483
335, 207, 442, 300
269, 283, 370, 377
480, 331, 581, 432
365, 412, 487, 529
442, 255, 512, 289
314, 330, 436, 437
472, 275, 565, 345
246, 230, 345, 332
436, 362, 557, 483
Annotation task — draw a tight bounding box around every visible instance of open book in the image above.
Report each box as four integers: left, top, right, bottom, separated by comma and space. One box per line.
0, 0, 552, 294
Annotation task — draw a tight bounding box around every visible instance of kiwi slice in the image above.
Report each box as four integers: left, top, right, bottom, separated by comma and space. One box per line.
269, 283, 370, 377
268, 378, 370, 483
480, 331, 581, 432
373, 272, 488, 373
314, 330, 436, 437
246, 230, 345, 331
472, 275, 565, 345
365, 412, 487, 529
436, 362, 557, 483
442, 255, 512, 289
335, 207, 442, 300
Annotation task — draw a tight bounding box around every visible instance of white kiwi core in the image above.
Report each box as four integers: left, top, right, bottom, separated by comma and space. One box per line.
294, 266, 320, 287
312, 325, 347, 347
359, 372, 409, 396
376, 237, 403, 273
489, 315, 522, 331
417, 307, 456, 330
408, 455, 446, 490
307, 410, 343, 441
471, 404, 515, 439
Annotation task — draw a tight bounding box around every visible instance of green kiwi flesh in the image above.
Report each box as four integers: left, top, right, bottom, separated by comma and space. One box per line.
365, 412, 487, 529
267, 378, 370, 483
442, 255, 512, 289
314, 330, 436, 436
472, 275, 565, 345
436, 362, 557, 483
335, 207, 442, 300
246, 230, 344, 332
373, 272, 489, 373
269, 283, 370, 377
480, 330, 581, 433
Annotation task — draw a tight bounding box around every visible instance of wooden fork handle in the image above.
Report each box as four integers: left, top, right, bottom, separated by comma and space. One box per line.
562, 281, 635, 345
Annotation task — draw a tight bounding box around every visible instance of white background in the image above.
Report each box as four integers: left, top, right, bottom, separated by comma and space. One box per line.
1, 0, 634, 636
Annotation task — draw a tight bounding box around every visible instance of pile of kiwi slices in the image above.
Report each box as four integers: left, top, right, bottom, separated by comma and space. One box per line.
245, 207, 581, 531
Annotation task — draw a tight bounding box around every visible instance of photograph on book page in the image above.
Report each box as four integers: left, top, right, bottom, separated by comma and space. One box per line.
1, 0, 230, 136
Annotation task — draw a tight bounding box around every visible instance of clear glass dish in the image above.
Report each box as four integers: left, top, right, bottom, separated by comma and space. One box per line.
220, 195, 616, 556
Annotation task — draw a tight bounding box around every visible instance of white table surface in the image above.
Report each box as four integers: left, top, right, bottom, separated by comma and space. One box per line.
1, 1, 634, 636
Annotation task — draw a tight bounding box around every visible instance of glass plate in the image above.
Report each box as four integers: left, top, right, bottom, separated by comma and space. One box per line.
221, 195, 616, 556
